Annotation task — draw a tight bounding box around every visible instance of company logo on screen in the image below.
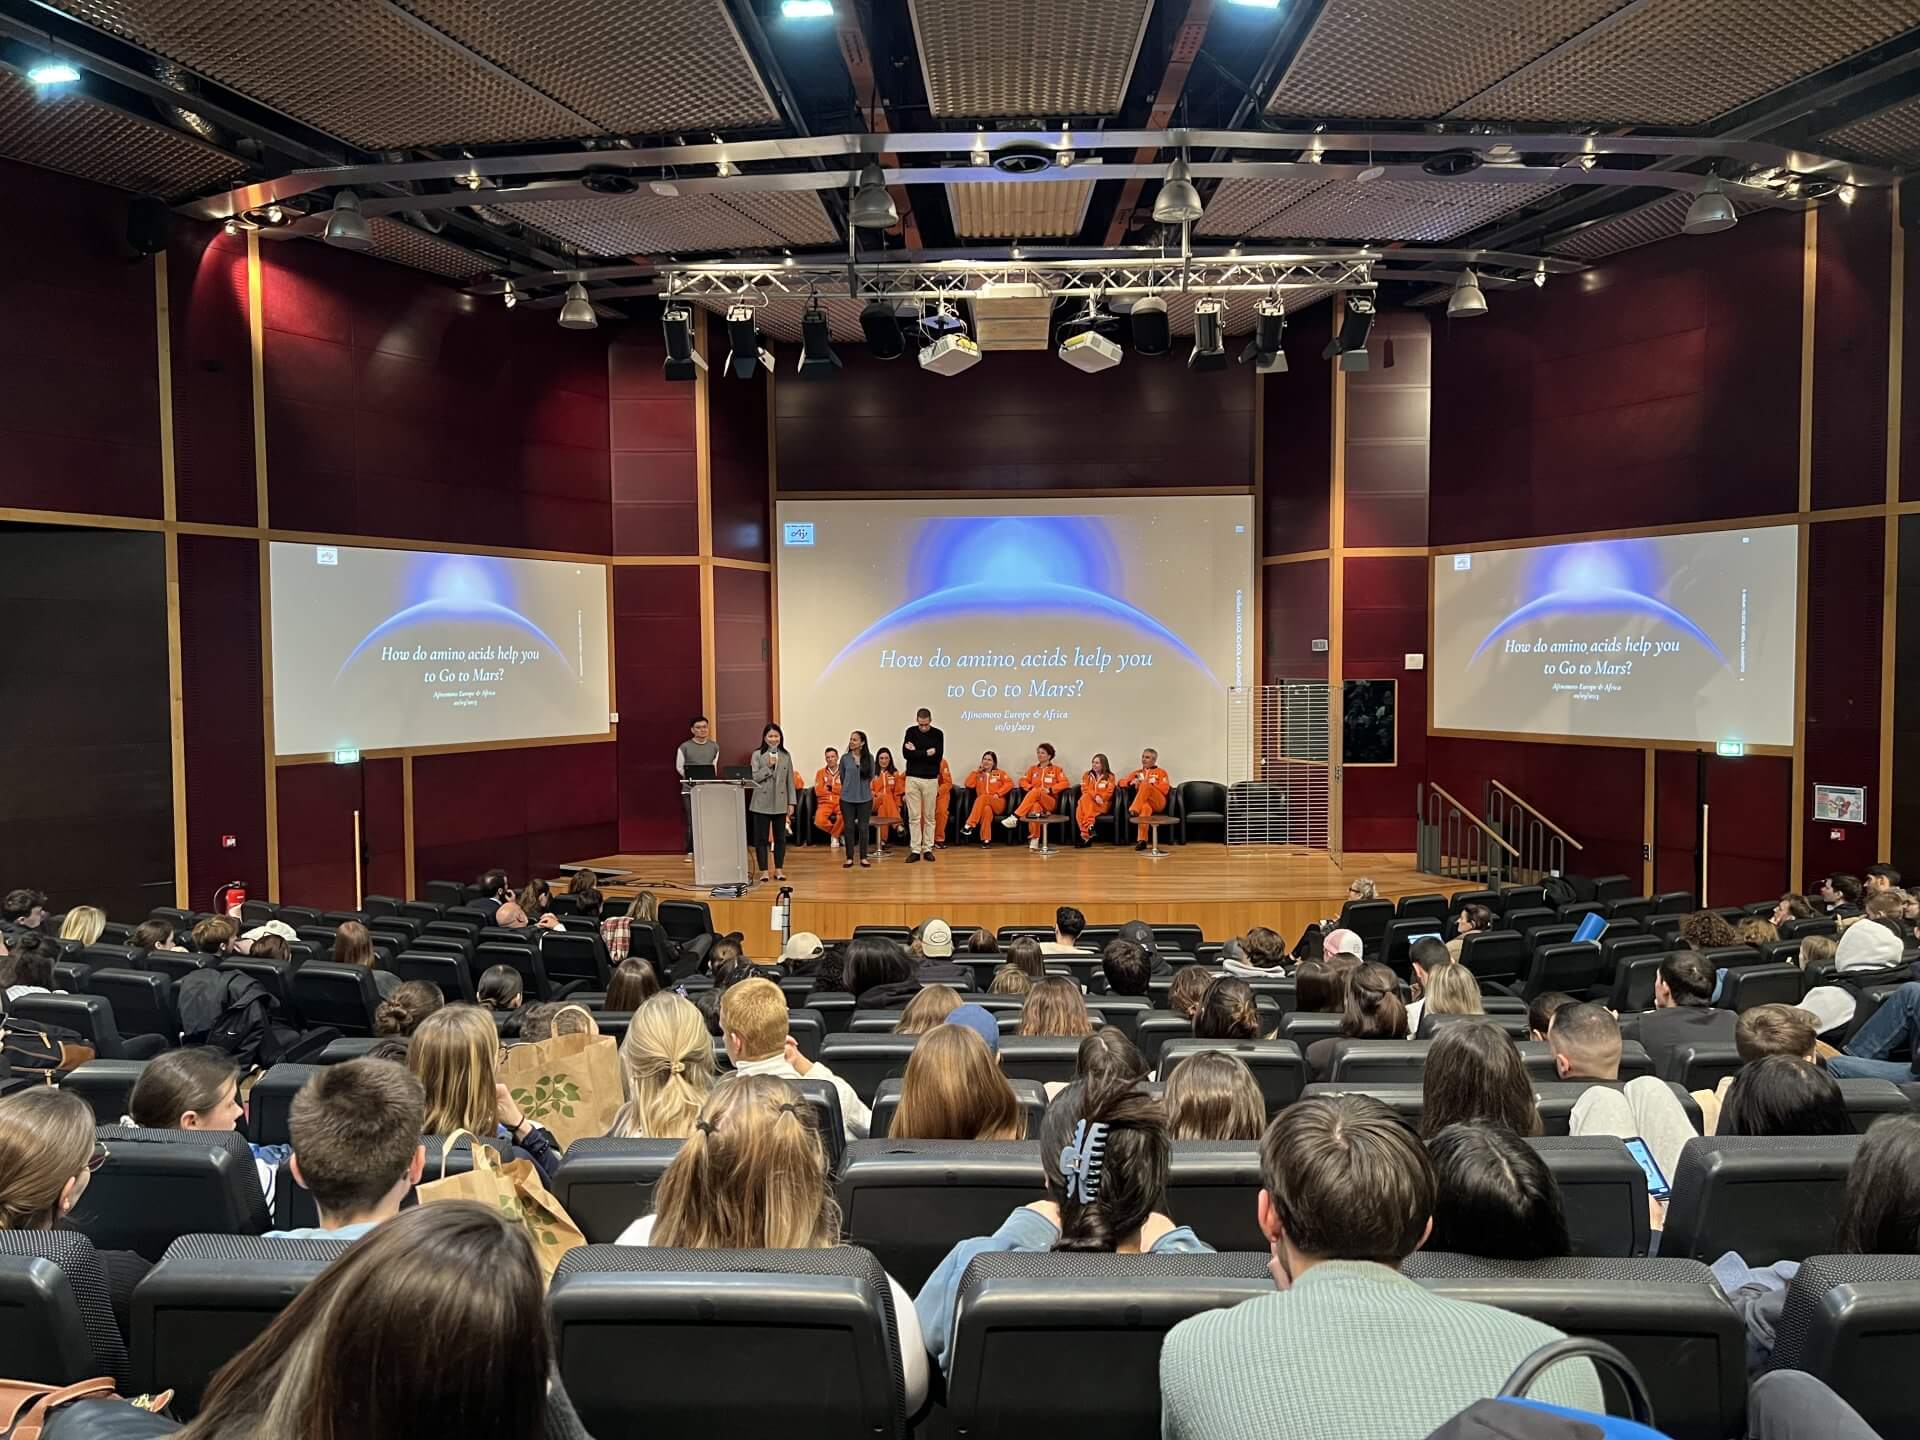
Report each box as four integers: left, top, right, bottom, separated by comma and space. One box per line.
822, 514, 1217, 682
1468, 540, 1726, 664
783, 522, 815, 546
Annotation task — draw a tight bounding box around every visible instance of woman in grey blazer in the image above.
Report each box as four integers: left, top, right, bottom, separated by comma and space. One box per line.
749, 723, 797, 882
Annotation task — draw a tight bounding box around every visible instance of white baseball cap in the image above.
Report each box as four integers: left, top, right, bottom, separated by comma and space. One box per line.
920, 919, 955, 958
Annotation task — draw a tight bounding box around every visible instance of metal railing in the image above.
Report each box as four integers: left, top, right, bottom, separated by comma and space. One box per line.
1416, 782, 1518, 885
1484, 780, 1583, 885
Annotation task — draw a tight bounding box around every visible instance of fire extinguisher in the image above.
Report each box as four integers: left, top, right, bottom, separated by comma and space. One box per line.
212, 881, 248, 918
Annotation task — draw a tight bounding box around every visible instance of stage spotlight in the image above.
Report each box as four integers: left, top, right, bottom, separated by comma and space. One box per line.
1683, 177, 1737, 235
502, 281, 517, 310
849, 161, 898, 230
1130, 296, 1171, 356
1239, 296, 1285, 367
725, 303, 774, 378
322, 190, 372, 251
798, 304, 842, 378
1188, 299, 1227, 373
859, 300, 905, 359
558, 283, 596, 330
1151, 155, 1204, 225
1322, 291, 1375, 370
661, 303, 706, 381
27, 59, 80, 87
1446, 269, 1487, 319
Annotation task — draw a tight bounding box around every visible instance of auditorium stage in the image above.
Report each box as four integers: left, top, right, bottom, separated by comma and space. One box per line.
566, 844, 1446, 945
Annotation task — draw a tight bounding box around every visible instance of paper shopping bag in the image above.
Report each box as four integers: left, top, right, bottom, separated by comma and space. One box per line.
415, 1130, 586, 1283
499, 1024, 623, 1151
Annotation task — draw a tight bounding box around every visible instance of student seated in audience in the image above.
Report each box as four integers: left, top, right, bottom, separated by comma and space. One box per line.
130, 917, 185, 954
1826, 975, 1920, 1080
1410, 954, 1481, 1035
267, 1059, 426, 1240
988, 963, 1032, 996
1527, 990, 1574, 1043
1719, 1055, 1850, 1137
894, 984, 961, 1035
1446, 903, 1496, 962
1, 886, 47, 931
601, 889, 673, 969
1322, 927, 1365, 965
908, 918, 970, 986
890, 1024, 1025, 1141
1425, 1121, 1571, 1261
1289, 958, 1339, 1016
58, 904, 106, 945
617, 1074, 927, 1413
722, 976, 870, 1140
373, 979, 444, 1038
1020, 975, 1094, 1038
472, 868, 511, 921
192, 915, 238, 957
492, 900, 561, 933
1167, 963, 1216, 1020
0, 1089, 149, 1339
1091, 936, 1151, 997
1305, 961, 1407, 1080
1694, 1004, 1820, 1132
1770, 892, 1814, 928
1, 930, 60, 1000
127, 1047, 289, 1203
1717, 1111, 1920, 1373
517, 1002, 599, 1044
181, 1201, 592, 1440
1420, 1021, 1541, 1139
1403, 938, 1452, 1031
1164, 1050, 1265, 1140
1634, 951, 1737, 1075
1074, 1027, 1148, 1087
945, 1003, 1002, 1055
1791, 918, 1904, 1038
1679, 910, 1738, 950
1546, 1001, 1622, 1081
1222, 925, 1290, 979
916, 1076, 1214, 1375
1734, 915, 1780, 947
242, 928, 292, 964
1119, 919, 1174, 975
476, 964, 525, 1017
1158, 1094, 1600, 1438
1003, 934, 1046, 979
844, 936, 922, 1008
1194, 976, 1264, 1043
409, 1005, 559, 1177
967, 929, 1003, 957
1865, 862, 1902, 897
331, 920, 400, 999
1819, 872, 1864, 916
1040, 905, 1087, 955
517, 877, 553, 927
609, 991, 716, 1139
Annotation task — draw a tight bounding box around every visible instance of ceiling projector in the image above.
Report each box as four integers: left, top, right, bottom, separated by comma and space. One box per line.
919, 333, 981, 376
1058, 330, 1122, 373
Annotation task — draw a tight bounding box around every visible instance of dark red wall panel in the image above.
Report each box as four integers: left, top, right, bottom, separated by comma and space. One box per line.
1264, 560, 1329, 683
1428, 736, 1646, 885
1905, 226, 1920, 504
609, 326, 699, 556
1653, 748, 1699, 897
260, 241, 609, 553
709, 369, 770, 563
176, 536, 269, 903
714, 566, 772, 767
1803, 517, 1882, 885
1706, 754, 1791, 906
0, 160, 161, 520
273, 758, 405, 911
1343, 556, 1427, 851
1264, 306, 1334, 555
615, 566, 703, 851
775, 346, 1254, 492
1810, 191, 1891, 512
1344, 313, 1431, 550
410, 741, 617, 893
167, 224, 255, 525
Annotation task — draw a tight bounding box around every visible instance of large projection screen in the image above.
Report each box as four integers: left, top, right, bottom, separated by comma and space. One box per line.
1431, 526, 1798, 748
269, 542, 611, 756
774, 497, 1255, 780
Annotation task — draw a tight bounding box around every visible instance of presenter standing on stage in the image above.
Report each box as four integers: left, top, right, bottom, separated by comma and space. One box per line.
901, 707, 945, 865
840, 732, 875, 869
675, 715, 720, 862
748, 724, 796, 885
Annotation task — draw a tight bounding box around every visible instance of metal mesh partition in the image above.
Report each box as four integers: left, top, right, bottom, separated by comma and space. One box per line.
1227, 685, 1330, 849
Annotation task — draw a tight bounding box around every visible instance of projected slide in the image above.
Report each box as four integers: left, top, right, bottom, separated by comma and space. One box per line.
774, 497, 1253, 778
1431, 527, 1798, 747
269, 542, 610, 756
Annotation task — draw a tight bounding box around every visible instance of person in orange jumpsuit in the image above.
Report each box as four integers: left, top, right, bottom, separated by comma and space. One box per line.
961, 750, 1014, 844
812, 747, 844, 849
1002, 743, 1071, 849
1120, 747, 1172, 850
1074, 753, 1118, 845
871, 747, 906, 856
933, 755, 954, 848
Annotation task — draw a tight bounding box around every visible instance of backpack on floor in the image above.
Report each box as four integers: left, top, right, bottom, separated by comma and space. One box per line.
1425, 1338, 1669, 1439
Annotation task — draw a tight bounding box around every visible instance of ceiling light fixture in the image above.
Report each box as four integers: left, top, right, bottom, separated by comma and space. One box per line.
1446, 269, 1488, 318
780, 0, 834, 16
1130, 296, 1171, 356
558, 283, 597, 330
724, 303, 773, 378
502, 281, 518, 310
798, 303, 842, 378
849, 161, 898, 229
26, 59, 80, 87
1533, 261, 1548, 288
1323, 292, 1376, 371
662, 304, 706, 381
1151, 154, 1204, 225
1683, 177, 1737, 235
1225, 0, 1283, 8
1189, 299, 1228, 373
649, 178, 680, 198
322, 190, 372, 251
1240, 296, 1286, 372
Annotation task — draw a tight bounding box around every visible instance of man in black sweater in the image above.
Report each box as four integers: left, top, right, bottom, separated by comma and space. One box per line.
1633, 950, 1736, 1078
901, 707, 944, 864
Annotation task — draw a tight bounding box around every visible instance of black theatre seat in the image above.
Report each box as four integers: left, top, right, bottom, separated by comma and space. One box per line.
837, 1139, 1040, 1293
60, 1060, 148, 1125
549, 1138, 682, 1243
0, 1230, 130, 1387
1659, 1135, 1862, 1266
81, 1127, 268, 1262
1768, 1253, 1920, 1440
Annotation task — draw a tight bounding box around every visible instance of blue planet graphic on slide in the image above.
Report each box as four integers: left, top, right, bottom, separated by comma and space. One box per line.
337, 555, 576, 680
823, 515, 1219, 685
1469, 541, 1726, 664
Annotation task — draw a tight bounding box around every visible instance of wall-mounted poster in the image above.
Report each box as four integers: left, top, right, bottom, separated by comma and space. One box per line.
1813, 785, 1866, 824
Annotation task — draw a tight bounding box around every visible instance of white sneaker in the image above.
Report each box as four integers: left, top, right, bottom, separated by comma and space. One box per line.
1000, 815, 1019, 830
831, 837, 841, 849
1029, 838, 1040, 851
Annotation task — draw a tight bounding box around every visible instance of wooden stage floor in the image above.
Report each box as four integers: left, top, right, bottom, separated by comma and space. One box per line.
568, 844, 1448, 944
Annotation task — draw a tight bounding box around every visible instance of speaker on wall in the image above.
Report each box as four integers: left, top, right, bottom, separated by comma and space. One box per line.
126, 197, 170, 257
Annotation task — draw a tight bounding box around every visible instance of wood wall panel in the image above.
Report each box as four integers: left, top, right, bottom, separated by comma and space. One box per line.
1803, 517, 1883, 883
177, 536, 269, 903
615, 566, 704, 852
710, 368, 770, 562
1264, 306, 1334, 555
1810, 190, 1892, 512
714, 566, 773, 765
609, 323, 699, 556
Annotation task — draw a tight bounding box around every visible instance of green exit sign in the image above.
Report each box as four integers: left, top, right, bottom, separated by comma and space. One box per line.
1715, 740, 1745, 757
332, 746, 361, 765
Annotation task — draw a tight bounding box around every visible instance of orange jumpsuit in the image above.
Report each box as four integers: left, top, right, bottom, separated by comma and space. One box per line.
872, 769, 906, 834
962, 767, 1014, 842
1121, 765, 1172, 842
934, 757, 954, 843
1013, 763, 1071, 841
1075, 771, 1118, 841
812, 764, 843, 841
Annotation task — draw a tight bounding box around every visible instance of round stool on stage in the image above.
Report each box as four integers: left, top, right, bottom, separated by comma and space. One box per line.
867, 814, 895, 860
1141, 814, 1179, 859
1025, 812, 1073, 858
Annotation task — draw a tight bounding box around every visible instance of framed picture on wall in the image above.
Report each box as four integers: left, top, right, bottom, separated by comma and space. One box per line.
1813, 784, 1866, 824
1343, 679, 1397, 767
